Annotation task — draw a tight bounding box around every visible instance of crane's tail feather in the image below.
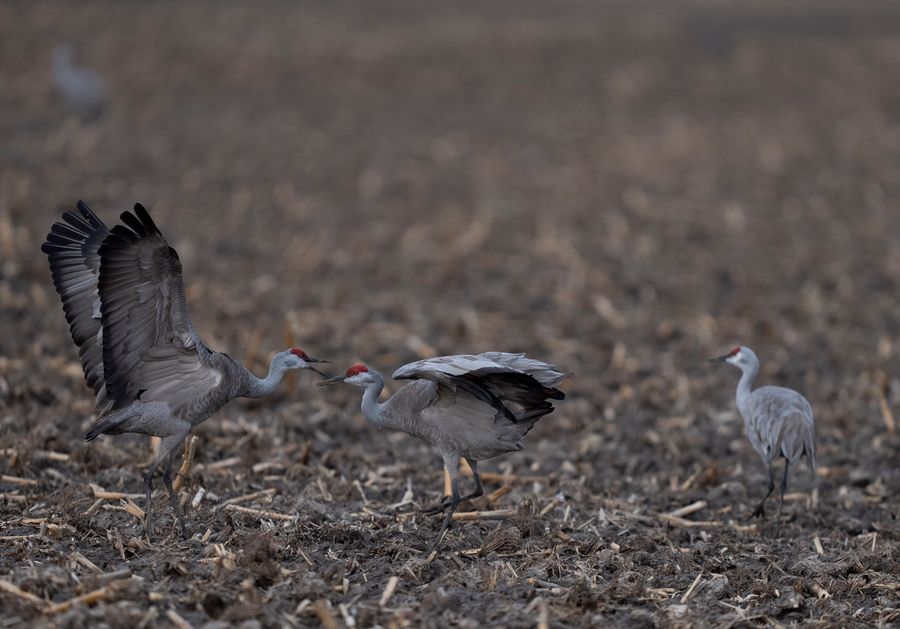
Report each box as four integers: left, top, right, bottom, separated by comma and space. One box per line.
804, 435, 816, 475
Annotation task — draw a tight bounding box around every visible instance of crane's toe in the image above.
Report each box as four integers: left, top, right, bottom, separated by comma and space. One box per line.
421, 497, 454, 516
751, 503, 766, 518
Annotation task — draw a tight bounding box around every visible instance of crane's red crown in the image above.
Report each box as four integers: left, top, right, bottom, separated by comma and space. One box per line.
290, 348, 309, 358
346, 364, 368, 376
727, 346, 741, 357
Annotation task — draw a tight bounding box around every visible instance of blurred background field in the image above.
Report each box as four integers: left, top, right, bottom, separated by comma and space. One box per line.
1, 1, 898, 626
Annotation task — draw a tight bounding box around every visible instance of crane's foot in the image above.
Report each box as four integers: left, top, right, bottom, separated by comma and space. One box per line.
751, 503, 766, 518
178, 520, 192, 540
421, 497, 454, 516
425, 501, 460, 555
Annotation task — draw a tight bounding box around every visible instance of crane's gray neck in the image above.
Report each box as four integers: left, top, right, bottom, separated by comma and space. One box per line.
243, 356, 288, 398
360, 371, 387, 427
735, 356, 759, 418
53, 46, 74, 74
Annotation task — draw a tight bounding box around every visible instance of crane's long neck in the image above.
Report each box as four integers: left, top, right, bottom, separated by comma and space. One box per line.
360, 372, 387, 427
735, 360, 758, 419
243, 356, 288, 398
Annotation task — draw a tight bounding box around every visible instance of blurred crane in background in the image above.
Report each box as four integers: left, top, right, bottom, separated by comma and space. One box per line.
42, 201, 327, 538
52, 44, 106, 120
319, 352, 570, 552
711, 346, 816, 517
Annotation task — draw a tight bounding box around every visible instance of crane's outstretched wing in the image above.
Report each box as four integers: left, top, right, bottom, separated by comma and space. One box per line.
98, 204, 220, 411
41, 201, 112, 412
393, 352, 568, 424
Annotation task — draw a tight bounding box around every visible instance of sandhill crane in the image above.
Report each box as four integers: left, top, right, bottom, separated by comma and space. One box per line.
318, 352, 570, 552
710, 346, 816, 517
53, 45, 106, 120
42, 201, 327, 537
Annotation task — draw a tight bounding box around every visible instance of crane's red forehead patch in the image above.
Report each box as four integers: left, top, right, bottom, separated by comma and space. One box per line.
346, 364, 368, 376
290, 348, 308, 358
728, 346, 741, 357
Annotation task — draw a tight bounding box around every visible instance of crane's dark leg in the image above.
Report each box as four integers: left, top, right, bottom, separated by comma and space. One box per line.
426, 455, 462, 555
778, 460, 790, 514
422, 458, 484, 515
162, 434, 191, 539
143, 459, 163, 539
144, 431, 189, 540
458, 459, 483, 503
752, 464, 776, 518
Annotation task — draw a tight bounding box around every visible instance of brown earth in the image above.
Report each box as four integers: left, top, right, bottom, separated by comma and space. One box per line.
1, 1, 899, 627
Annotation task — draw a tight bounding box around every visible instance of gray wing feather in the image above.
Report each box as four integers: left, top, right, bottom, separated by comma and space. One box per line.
392, 352, 569, 387
97, 204, 218, 411
392, 352, 568, 426
392, 354, 507, 382
41, 201, 111, 412
477, 352, 570, 387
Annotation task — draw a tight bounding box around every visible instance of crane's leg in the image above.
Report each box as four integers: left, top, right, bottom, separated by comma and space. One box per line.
143, 431, 188, 540
778, 460, 790, 514
143, 458, 163, 539
458, 458, 483, 503
162, 433, 191, 539
425, 454, 462, 554
752, 464, 776, 518
422, 458, 484, 515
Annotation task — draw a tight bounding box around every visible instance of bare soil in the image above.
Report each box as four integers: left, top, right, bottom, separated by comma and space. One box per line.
1, 1, 898, 627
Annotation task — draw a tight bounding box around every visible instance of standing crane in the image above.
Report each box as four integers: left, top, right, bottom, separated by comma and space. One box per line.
42, 201, 327, 538
52, 45, 106, 121
710, 346, 816, 517
318, 352, 570, 552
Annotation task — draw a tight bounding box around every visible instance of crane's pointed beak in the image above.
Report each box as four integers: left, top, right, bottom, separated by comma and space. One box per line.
303, 356, 331, 378
709, 354, 729, 363
317, 375, 346, 386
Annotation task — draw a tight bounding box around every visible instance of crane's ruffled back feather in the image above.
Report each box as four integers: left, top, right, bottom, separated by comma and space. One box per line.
393, 352, 569, 387
393, 352, 569, 430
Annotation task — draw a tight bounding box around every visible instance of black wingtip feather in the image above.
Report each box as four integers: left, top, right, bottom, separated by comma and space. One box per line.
76, 201, 104, 229
109, 224, 139, 241
50, 222, 87, 241
45, 232, 79, 247
133, 203, 161, 236
61, 210, 92, 233
120, 210, 147, 236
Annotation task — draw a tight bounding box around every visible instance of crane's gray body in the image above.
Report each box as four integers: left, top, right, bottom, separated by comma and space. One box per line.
42, 202, 316, 536
91, 351, 260, 439
738, 384, 816, 472
715, 346, 816, 516
53, 45, 106, 120
380, 353, 569, 461
322, 353, 569, 551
